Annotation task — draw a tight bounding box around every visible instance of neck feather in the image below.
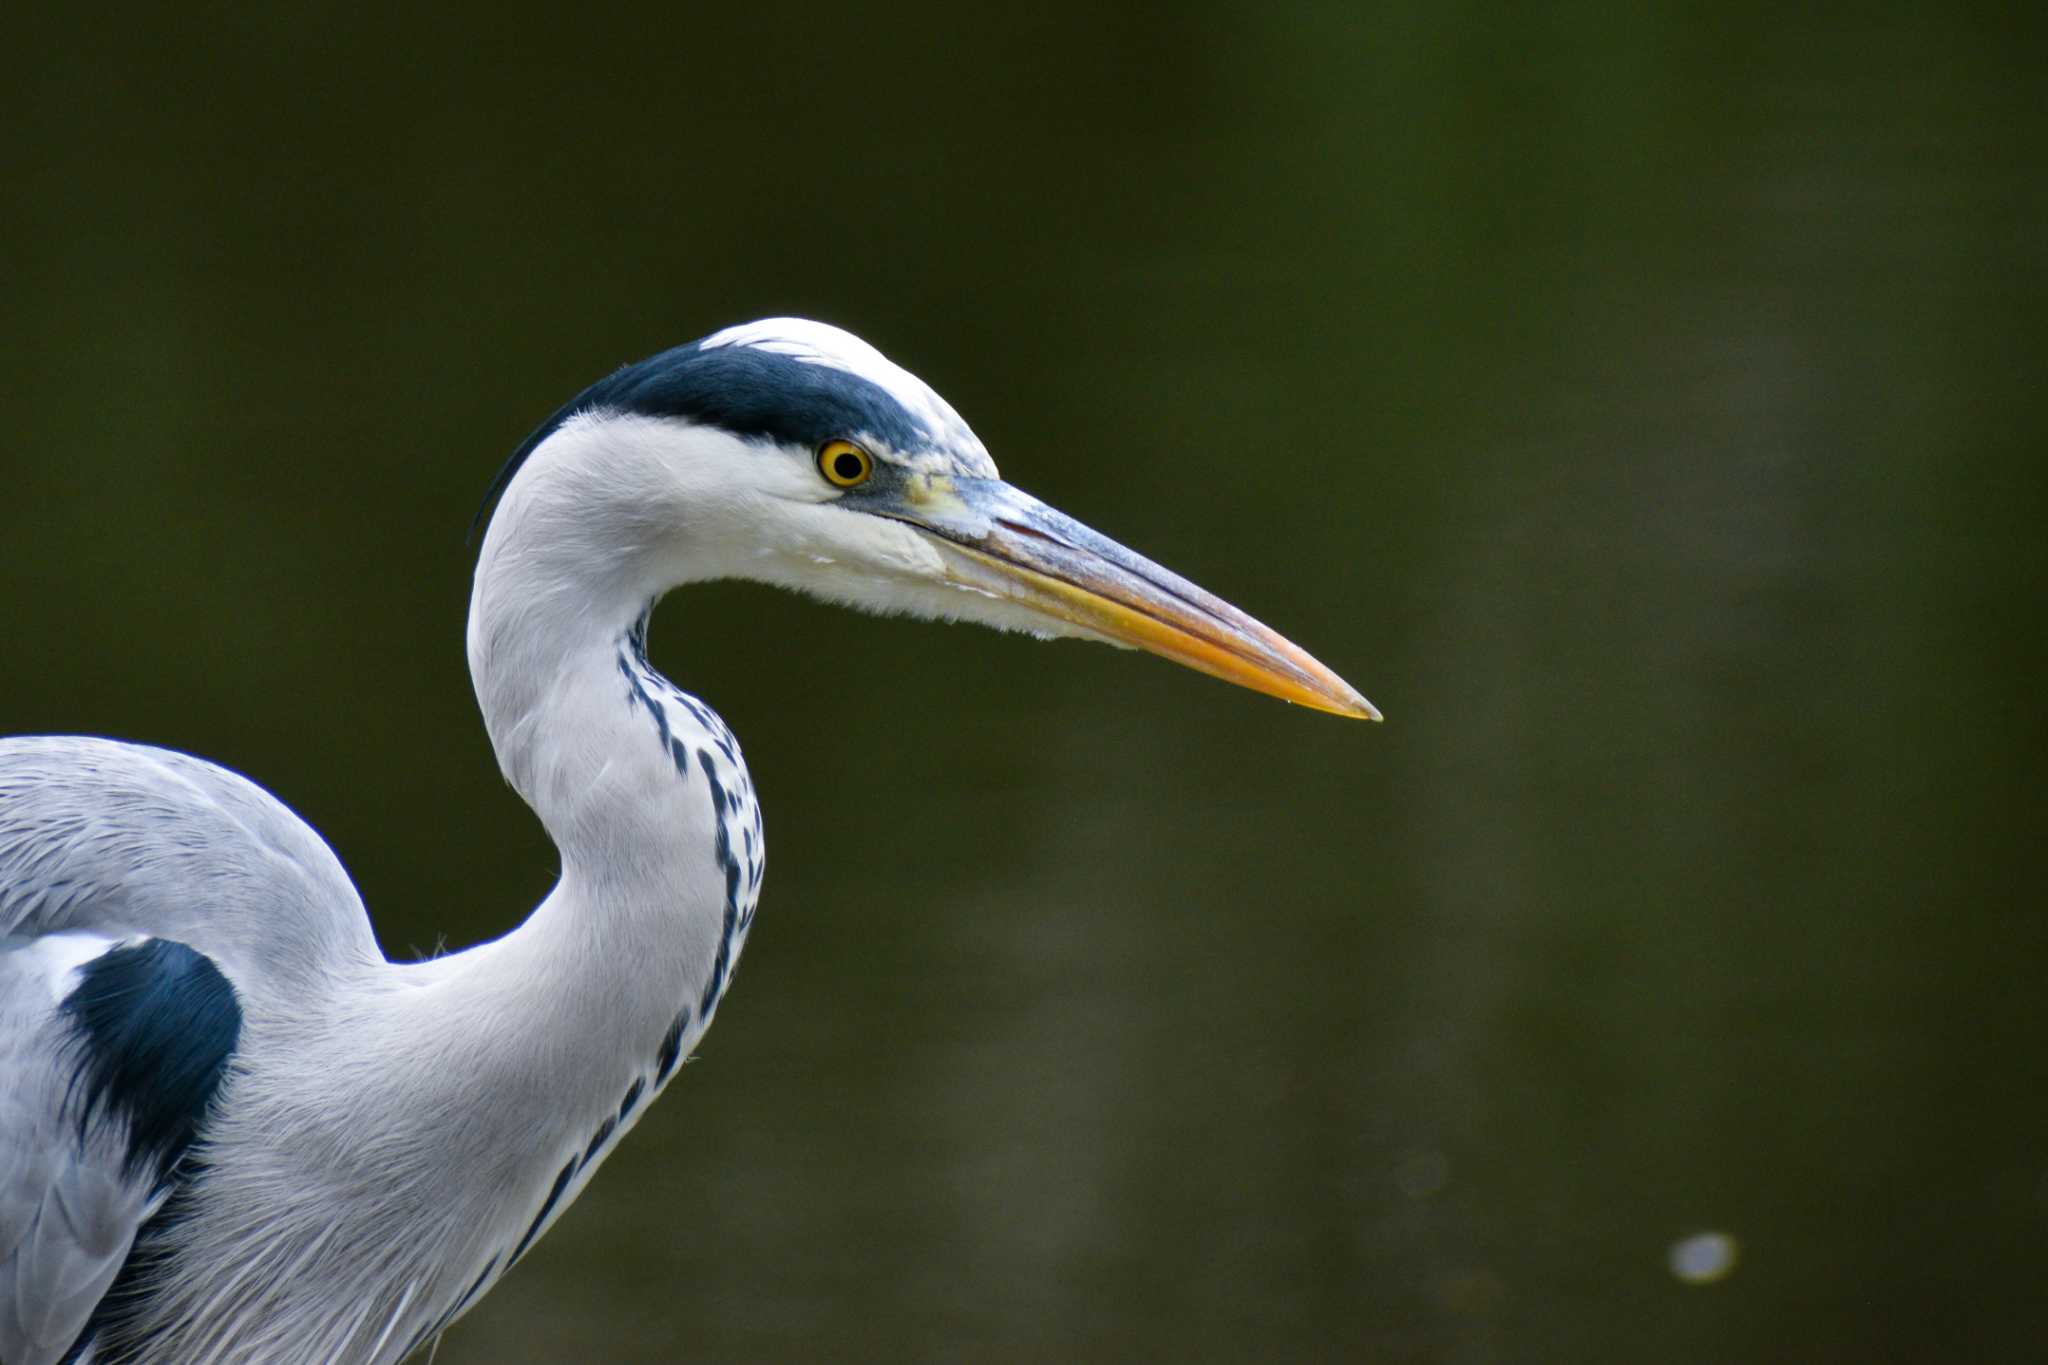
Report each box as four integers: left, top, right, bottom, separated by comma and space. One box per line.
127, 422, 773, 1363
462, 423, 763, 1024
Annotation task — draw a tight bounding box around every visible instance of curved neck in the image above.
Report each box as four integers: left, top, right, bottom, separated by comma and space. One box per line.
126, 422, 774, 1364
457, 424, 764, 1053
467, 423, 671, 840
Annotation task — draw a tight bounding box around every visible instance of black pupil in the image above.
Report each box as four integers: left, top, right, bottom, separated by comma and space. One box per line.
832, 452, 864, 481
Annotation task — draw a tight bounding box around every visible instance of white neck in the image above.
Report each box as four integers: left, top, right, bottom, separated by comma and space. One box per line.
409, 418, 767, 1320
460, 416, 763, 1053
138, 420, 770, 1363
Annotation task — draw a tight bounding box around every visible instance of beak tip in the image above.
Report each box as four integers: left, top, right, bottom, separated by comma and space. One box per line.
1313, 673, 1381, 723
1333, 691, 1383, 722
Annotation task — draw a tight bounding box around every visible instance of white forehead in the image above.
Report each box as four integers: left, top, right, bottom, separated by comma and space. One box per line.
700, 317, 990, 469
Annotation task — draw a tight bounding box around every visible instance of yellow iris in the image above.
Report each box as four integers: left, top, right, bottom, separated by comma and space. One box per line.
817, 440, 873, 488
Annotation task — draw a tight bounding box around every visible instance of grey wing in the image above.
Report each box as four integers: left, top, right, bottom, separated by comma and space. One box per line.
0, 736, 381, 991
0, 736, 358, 1362
0, 933, 242, 1364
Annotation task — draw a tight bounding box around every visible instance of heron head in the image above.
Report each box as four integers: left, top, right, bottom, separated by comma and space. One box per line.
484, 318, 1377, 721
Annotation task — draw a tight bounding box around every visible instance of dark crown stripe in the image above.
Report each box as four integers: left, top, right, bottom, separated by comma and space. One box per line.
473, 336, 933, 536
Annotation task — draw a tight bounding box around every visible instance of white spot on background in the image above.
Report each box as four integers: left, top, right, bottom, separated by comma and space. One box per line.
1667, 1230, 1740, 1284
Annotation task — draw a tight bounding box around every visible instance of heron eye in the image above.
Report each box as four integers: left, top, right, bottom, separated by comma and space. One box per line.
817, 440, 874, 489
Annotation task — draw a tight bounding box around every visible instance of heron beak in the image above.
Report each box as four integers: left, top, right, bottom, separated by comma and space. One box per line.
883, 475, 1380, 721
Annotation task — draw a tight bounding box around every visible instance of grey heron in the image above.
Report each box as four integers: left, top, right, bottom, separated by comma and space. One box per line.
0, 318, 1377, 1363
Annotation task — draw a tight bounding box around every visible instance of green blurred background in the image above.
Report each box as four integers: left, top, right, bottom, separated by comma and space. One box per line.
6, 5, 2044, 1361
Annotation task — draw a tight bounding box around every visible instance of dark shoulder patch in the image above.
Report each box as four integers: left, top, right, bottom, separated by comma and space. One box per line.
61, 939, 242, 1184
